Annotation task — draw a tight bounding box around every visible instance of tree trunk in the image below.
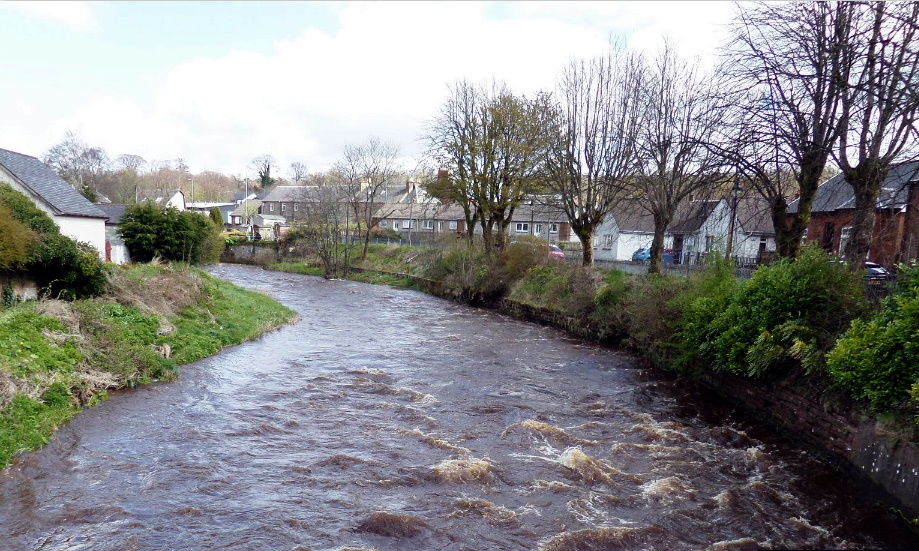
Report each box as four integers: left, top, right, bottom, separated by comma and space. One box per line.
780, 154, 826, 258
575, 226, 594, 266
648, 213, 669, 275
842, 161, 885, 266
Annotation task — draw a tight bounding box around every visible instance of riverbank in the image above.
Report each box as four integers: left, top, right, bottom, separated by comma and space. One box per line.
0, 262, 297, 469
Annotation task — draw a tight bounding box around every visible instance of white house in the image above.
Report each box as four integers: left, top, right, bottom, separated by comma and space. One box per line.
0, 147, 107, 260
594, 196, 776, 263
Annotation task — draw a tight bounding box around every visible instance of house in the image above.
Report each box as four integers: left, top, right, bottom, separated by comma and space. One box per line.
250, 214, 288, 241
186, 201, 236, 227
136, 189, 186, 210
788, 161, 919, 266
94, 203, 131, 264
374, 202, 467, 238
0, 147, 108, 260
230, 199, 263, 228
507, 203, 574, 246
594, 196, 776, 263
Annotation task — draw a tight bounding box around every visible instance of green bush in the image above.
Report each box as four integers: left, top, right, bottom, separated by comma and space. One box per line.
825, 265, 919, 410
509, 263, 601, 316
0, 185, 107, 299
681, 245, 866, 377
119, 203, 223, 264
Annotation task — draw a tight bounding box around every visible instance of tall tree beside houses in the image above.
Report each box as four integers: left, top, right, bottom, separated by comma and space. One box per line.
426, 80, 552, 253
544, 45, 645, 266
834, 1, 919, 265
633, 41, 725, 274
723, 1, 851, 258
333, 137, 403, 261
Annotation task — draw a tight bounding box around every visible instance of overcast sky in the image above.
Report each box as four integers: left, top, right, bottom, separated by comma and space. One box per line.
0, 1, 738, 179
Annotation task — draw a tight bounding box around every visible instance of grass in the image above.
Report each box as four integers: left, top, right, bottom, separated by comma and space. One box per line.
0, 263, 297, 469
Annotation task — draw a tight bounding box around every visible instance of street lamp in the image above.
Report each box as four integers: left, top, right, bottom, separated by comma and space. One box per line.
187, 177, 194, 210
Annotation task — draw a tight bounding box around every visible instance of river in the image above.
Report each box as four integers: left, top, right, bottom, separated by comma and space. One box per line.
1, 264, 915, 550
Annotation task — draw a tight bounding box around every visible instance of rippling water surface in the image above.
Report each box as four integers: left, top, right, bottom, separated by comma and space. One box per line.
1, 264, 916, 550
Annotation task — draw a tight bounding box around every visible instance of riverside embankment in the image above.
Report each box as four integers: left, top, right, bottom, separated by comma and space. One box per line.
1, 263, 915, 550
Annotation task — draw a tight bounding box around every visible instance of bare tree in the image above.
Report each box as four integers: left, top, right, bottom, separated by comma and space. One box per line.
43, 131, 109, 200
333, 137, 402, 260
250, 154, 277, 189
289, 161, 308, 183
426, 80, 550, 253
633, 41, 726, 274
295, 179, 352, 278
836, 1, 919, 264
544, 45, 644, 266
116, 154, 147, 173
723, 1, 851, 258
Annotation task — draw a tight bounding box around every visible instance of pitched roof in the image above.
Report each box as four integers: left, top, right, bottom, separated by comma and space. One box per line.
787, 161, 919, 214
609, 198, 655, 233
375, 202, 465, 220
734, 196, 775, 235
669, 200, 720, 233
0, 147, 107, 219
95, 203, 129, 226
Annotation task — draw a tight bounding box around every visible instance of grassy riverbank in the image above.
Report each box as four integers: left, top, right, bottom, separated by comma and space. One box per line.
0, 262, 296, 469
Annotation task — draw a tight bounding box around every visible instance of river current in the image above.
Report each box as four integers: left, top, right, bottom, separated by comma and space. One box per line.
1, 264, 916, 550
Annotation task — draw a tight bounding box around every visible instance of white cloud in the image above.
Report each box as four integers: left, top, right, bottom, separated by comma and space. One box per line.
35, 1, 735, 177
3, 1, 97, 31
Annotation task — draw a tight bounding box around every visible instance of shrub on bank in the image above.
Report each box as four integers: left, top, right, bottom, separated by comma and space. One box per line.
679, 246, 867, 378
826, 265, 919, 410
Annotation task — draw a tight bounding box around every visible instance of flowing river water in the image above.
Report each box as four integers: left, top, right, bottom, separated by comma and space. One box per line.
1, 264, 917, 550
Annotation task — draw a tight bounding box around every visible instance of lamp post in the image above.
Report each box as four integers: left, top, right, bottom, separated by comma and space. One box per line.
187, 177, 194, 210
725, 173, 742, 260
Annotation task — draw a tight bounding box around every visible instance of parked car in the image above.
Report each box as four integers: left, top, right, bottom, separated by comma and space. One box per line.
548, 245, 566, 260
863, 261, 891, 283
631, 247, 651, 261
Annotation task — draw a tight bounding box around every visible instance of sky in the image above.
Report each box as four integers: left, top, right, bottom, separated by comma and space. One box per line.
0, 1, 738, 180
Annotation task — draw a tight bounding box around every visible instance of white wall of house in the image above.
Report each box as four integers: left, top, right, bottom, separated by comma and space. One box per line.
57, 216, 107, 258
104, 226, 130, 264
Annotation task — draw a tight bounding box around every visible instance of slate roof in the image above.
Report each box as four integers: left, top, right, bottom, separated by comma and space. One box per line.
669, 200, 720, 233
0, 147, 107, 218
95, 203, 129, 226
609, 198, 655, 233
376, 202, 465, 220
787, 161, 919, 214
735, 196, 775, 235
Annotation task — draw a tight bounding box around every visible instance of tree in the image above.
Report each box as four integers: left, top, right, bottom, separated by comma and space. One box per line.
333, 137, 402, 261
115, 154, 147, 173
289, 161, 308, 183
427, 80, 550, 252
43, 131, 110, 201
835, 1, 919, 264
723, 1, 851, 258
633, 41, 725, 274
0, 203, 33, 271
118, 203, 222, 264
544, 46, 644, 266
250, 154, 277, 189
292, 180, 352, 279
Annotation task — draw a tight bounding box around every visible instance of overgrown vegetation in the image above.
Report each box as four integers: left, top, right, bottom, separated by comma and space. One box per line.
0, 184, 108, 300
0, 262, 295, 469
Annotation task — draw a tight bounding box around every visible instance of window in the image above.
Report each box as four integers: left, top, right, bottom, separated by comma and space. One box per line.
515, 222, 529, 233
379, 220, 387, 228
402, 219, 413, 229
449, 220, 458, 230
269, 203, 275, 212
281, 203, 287, 212
549, 223, 559, 234
705, 235, 714, 252
232, 216, 240, 224
294, 203, 299, 212
534, 223, 543, 235
423, 220, 434, 230
604, 234, 613, 247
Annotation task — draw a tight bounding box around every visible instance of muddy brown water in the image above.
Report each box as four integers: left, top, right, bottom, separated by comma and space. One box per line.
1, 264, 916, 550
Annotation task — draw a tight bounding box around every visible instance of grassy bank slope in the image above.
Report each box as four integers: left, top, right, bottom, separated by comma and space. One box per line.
0, 263, 296, 469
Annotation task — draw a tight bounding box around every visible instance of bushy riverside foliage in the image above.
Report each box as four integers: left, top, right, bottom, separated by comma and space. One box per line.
118, 202, 224, 264
0, 185, 108, 300
0, 263, 296, 469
